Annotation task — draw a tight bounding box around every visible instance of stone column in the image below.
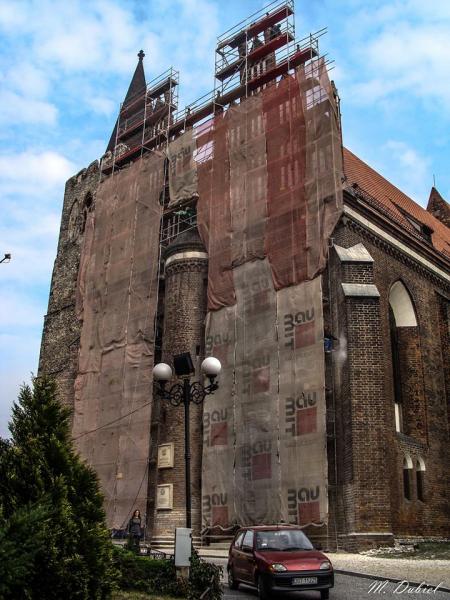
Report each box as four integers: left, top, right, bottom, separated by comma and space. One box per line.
152, 229, 208, 540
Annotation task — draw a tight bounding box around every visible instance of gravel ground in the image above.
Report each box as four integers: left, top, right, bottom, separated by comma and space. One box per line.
329, 552, 450, 588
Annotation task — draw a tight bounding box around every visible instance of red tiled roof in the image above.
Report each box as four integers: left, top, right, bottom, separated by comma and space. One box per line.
343, 147, 450, 259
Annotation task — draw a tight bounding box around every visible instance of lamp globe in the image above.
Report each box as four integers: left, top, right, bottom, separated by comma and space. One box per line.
201, 356, 222, 377
153, 362, 173, 382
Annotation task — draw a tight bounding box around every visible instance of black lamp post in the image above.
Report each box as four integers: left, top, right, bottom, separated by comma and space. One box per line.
153, 353, 221, 529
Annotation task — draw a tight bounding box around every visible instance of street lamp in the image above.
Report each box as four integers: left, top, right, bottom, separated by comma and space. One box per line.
0, 253, 11, 264
153, 353, 221, 529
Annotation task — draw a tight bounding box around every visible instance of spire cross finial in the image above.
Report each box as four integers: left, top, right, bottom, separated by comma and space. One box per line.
138, 49, 145, 61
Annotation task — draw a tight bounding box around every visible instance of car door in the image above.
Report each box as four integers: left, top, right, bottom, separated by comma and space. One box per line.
230, 531, 245, 579
240, 529, 256, 584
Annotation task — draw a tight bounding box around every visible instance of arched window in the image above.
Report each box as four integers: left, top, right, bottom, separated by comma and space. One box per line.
389, 281, 418, 327
403, 454, 413, 500
416, 457, 426, 502
80, 192, 93, 234
389, 282, 425, 438
389, 305, 404, 431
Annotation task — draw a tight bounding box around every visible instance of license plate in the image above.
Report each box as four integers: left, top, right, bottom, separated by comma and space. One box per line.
292, 577, 318, 585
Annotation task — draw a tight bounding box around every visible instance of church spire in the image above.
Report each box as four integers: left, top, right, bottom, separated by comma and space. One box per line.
427, 186, 450, 228
106, 50, 147, 152
123, 49, 146, 105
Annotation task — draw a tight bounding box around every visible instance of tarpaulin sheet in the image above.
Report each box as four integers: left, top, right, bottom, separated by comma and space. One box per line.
74, 153, 164, 529
167, 128, 198, 207
300, 59, 342, 281
196, 115, 235, 309
202, 264, 328, 528
278, 277, 328, 525
200, 59, 342, 529
228, 96, 267, 266
233, 259, 279, 524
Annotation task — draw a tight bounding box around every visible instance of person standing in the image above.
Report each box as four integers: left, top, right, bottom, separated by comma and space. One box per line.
128, 509, 142, 553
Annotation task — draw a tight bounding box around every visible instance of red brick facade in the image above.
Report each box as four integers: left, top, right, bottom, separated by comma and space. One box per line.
328, 205, 449, 549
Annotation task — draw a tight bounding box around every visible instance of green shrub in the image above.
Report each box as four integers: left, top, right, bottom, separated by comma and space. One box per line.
0, 501, 51, 599
112, 546, 183, 596
188, 550, 222, 600
112, 546, 223, 599
0, 377, 115, 599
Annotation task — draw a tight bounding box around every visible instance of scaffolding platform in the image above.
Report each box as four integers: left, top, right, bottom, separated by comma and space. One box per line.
216, 0, 294, 50
101, 1, 330, 176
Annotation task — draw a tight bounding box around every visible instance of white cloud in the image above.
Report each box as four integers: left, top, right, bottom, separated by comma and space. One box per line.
0, 150, 75, 196
383, 140, 431, 203
0, 2, 27, 28
340, 0, 450, 113
86, 95, 117, 117
0, 217, 59, 286
0, 91, 57, 125
5, 63, 51, 99
0, 150, 75, 289
360, 25, 450, 105
0, 292, 45, 329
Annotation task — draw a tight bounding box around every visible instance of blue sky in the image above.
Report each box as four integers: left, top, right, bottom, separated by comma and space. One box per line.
0, 0, 449, 436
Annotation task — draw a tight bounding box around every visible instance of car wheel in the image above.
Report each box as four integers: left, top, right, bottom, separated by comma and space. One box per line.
321, 590, 330, 599
228, 567, 239, 590
257, 576, 269, 600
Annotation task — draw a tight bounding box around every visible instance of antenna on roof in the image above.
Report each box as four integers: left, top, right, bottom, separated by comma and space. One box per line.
433, 174, 436, 187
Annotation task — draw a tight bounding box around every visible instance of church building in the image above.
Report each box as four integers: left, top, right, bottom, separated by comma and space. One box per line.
39, 2, 449, 550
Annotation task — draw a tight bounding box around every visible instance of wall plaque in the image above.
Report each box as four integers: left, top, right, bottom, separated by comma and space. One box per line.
157, 484, 173, 510
158, 443, 174, 469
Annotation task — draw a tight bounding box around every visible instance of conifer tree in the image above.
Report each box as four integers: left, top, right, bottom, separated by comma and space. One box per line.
0, 376, 115, 599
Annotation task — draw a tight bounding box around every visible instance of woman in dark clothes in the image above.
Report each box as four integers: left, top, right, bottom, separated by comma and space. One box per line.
128, 509, 142, 553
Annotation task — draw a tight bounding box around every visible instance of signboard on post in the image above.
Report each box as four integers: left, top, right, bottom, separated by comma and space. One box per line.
158, 443, 174, 469
175, 527, 192, 567
157, 484, 173, 510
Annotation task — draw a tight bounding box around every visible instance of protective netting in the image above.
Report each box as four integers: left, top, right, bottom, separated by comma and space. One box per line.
197, 59, 342, 529
167, 128, 198, 208
203, 264, 327, 527
195, 116, 235, 309
229, 96, 267, 266
74, 153, 164, 529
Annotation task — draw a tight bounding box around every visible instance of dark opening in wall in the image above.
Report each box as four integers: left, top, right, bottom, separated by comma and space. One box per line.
81, 192, 94, 234
403, 457, 412, 501
416, 459, 426, 502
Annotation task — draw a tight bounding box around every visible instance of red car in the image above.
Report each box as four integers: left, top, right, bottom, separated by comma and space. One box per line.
227, 525, 334, 599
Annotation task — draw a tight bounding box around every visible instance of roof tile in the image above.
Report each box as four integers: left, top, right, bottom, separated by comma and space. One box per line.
343, 147, 450, 258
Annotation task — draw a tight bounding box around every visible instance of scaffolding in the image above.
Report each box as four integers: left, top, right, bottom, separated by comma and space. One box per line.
101, 0, 331, 176
101, 67, 179, 176
78, 0, 345, 546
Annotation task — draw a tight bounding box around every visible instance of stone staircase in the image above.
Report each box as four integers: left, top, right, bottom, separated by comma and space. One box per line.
150, 535, 231, 555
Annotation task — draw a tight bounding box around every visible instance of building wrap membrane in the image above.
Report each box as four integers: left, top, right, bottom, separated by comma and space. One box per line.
168, 58, 342, 529
74, 153, 165, 529
73, 55, 341, 531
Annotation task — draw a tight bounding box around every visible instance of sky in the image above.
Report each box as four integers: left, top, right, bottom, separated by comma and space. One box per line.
0, 0, 449, 436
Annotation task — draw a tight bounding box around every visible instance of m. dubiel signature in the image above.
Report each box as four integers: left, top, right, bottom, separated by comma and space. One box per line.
368, 580, 445, 594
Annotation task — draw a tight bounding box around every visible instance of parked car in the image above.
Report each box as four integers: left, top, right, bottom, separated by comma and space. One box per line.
227, 525, 333, 599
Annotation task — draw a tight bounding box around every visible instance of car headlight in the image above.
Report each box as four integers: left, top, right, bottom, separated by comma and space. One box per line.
270, 563, 288, 572
320, 561, 332, 570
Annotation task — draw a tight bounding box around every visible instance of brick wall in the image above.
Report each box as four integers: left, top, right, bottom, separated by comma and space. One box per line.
396, 327, 427, 442
331, 215, 449, 546
151, 251, 208, 538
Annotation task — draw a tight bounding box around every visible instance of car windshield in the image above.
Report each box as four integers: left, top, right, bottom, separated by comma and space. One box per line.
255, 530, 314, 551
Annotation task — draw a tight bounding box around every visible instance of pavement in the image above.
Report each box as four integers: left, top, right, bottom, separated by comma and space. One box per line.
222, 573, 450, 599
151, 547, 450, 596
